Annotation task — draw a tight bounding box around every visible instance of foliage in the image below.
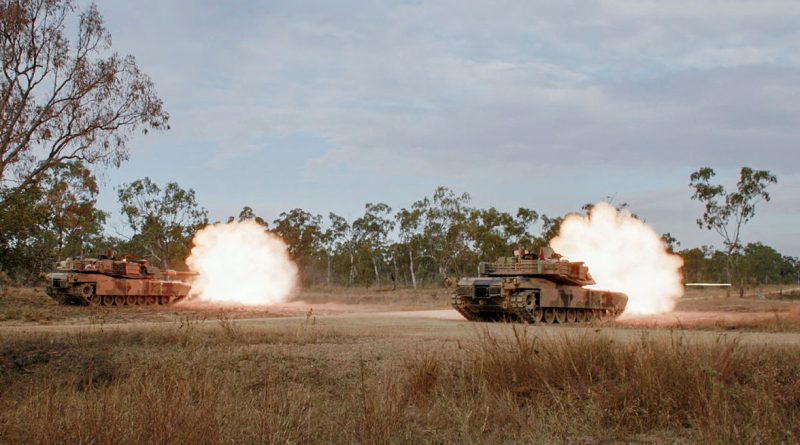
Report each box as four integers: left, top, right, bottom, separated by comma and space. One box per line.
271, 208, 322, 282
0, 161, 105, 281
352, 203, 395, 285
678, 243, 798, 287
117, 178, 207, 269
467, 207, 538, 260
738, 243, 799, 287
0, 0, 168, 203
274, 187, 582, 287
539, 214, 564, 244
226, 206, 267, 226
690, 167, 777, 254
660, 232, 680, 253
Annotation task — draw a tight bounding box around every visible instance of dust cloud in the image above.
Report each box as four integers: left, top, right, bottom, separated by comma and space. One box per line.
550, 202, 684, 315
187, 221, 298, 305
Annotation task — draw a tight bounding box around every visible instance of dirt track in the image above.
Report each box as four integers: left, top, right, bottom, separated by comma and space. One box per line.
3, 305, 799, 347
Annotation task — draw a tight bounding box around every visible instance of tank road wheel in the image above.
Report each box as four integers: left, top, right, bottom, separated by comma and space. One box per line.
566, 309, 577, 323
135, 296, 145, 305
125, 296, 135, 305
100, 295, 112, 305
555, 309, 567, 324
159, 295, 171, 305
532, 308, 544, 323
577, 310, 589, 323
514, 293, 542, 323
79, 284, 96, 305
544, 308, 556, 324
146, 296, 157, 305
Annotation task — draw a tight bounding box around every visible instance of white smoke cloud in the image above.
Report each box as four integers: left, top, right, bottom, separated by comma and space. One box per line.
550, 202, 684, 315
187, 221, 298, 305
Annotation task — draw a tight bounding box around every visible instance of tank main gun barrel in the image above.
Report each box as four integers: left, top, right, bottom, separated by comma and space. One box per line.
163, 270, 199, 277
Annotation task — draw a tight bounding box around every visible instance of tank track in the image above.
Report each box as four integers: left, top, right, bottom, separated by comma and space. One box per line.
46, 287, 185, 306
451, 293, 480, 321
88, 295, 185, 306
453, 290, 617, 324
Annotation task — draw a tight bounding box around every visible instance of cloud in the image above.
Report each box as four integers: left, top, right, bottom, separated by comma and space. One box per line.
95, 0, 800, 254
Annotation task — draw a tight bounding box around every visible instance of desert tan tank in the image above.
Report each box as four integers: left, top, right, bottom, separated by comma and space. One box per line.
44, 257, 193, 306
451, 247, 628, 323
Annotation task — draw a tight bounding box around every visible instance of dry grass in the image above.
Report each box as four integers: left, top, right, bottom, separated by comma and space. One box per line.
0, 287, 63, 323
1, 321, 798, 444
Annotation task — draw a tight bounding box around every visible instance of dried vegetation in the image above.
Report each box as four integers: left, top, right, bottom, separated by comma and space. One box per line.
1, 320, 798, 444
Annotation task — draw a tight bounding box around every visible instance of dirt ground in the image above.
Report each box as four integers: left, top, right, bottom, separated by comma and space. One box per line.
2, 284, 800, 338
2, 285, 799, 444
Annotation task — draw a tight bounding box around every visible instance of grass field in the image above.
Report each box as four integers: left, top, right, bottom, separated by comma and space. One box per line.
1, 285, 799, 443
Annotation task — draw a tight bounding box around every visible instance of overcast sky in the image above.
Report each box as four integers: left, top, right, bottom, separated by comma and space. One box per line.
89, 0, 799, 256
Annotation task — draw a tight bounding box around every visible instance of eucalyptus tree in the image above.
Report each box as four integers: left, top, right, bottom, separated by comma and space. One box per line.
227, 206, 267, 226
539, 214, 563, 245
117, 178, 207, 269
0, 0, 168, 204
328, 213, 356, 286
271, 208, 323, 281
352, 203, 395, 286
466, 207, 514, 261
420, 187, 472, 279
690, 166, 777, 288
42, 161, 107, 260
396, 206, 425, 288
0, 161, 105, 279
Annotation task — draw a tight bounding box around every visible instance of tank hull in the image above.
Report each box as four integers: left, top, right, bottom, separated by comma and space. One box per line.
451, 276, 627, 323
45, 271, 191, 306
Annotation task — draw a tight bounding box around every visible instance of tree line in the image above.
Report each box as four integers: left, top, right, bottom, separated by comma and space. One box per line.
1, 169, 797, 290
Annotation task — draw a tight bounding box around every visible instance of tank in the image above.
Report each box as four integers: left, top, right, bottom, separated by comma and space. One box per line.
451, 247, 628, 323
44, 256, 193, 306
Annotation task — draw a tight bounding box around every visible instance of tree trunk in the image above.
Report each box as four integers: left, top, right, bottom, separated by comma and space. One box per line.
391, 256, 398, 291
57, 229, 64, 261
326, 253, 332, 287
348, 252, 355, 287
725, 253, 733, 298
409, 249, 417, 290
372, 256, 380, 287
